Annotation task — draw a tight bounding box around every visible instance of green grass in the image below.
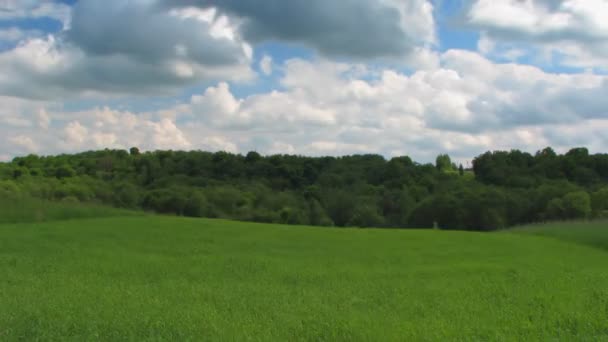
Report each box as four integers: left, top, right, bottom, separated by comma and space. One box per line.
509, 220, 608, 251
1, 216, 608, 340
0, 195, 139, 224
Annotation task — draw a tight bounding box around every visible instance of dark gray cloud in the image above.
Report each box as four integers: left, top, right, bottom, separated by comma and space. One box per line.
66, 0, 246, 66
165, 0, 422, 59
0, 0, 254, 100
0, 53, 202, 99
0, 0, 435, 100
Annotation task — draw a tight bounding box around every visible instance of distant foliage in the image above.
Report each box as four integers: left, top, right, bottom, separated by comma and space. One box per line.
2, 146, 608, 230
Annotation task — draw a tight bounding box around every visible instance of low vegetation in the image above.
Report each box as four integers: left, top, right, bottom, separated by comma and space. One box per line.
0, 195, 138, 224
510, 220, 608, 251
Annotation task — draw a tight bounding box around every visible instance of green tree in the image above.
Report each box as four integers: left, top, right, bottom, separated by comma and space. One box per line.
436, 154, 453, 172
591, 187, 608, 217
307, 199, 333, 226
561, 191, 591, 219
55, 164, 76, 179
0, 180, 20, 197
545, 198, 564, 220
546, 191, 591, 220
323, 191, 356, 227
113, 182, 141, 208
183, 191, 208, 217
348, 204, 384, 228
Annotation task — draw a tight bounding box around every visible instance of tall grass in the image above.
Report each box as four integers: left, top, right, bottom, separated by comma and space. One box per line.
507, 220, 608, 251
0, 195, 139, 224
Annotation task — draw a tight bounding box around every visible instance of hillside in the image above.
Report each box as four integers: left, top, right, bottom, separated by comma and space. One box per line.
2, 147, 608, 231
510, 220, 608, 252
1, 215, 608, 340
0, 195, 139, 224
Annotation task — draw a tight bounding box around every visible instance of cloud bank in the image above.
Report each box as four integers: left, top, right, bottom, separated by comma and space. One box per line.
0, 0, 607, 163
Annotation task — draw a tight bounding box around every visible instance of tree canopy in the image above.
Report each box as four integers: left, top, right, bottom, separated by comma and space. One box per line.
1, 146, 605, 231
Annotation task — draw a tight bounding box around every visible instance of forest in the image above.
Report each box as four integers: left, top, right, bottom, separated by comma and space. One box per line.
1, 146, 607, 231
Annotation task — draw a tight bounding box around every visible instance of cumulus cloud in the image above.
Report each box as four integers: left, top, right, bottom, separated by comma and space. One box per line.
66, 1, 248, 67
63, 121, 88, 146
166, 0, 436, 60
8, 135, 38, 153
0, 0, 439, 100
0, 95, 47, 127
466, 0, 608, 69
3, 51, 608, 163
0, 0, 254, 100
2, 1, 608, 163
179, 51, 608, 160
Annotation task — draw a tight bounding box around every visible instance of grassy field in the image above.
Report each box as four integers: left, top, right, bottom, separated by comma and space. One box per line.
509, 220, 608, 251
1, 214, 608, 340
0, 195, 138, 224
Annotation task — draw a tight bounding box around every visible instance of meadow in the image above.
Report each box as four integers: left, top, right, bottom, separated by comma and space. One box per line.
509, 220, 608, 251
0, 195, 138, 224
1, 207, 608, 340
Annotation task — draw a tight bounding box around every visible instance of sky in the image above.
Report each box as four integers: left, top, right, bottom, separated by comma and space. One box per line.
1, 0, 608, 164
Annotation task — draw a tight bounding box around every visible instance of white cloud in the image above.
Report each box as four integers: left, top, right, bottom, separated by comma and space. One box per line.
467, 0, 608, 69
37, 108, 50, 129
8, 135, 37, 153
91, 132, 118, 148
2, 51, 606, 163
148, 119, 191, 150
0, 95, 48, 127
198, 136, 238, 153
63, 121, 88, 147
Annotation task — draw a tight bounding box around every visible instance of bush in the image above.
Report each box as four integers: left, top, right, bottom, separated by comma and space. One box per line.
113, 183, 141, 208
591, 187, 608, 217
545, 191, 591, 220
308, 199, 333, 226
183, 192, 208, 217
279, 207, 308, 225
55, 164, 76, 179
348, 205, 384, 228
323, 191, 356, 227
143, 188, 188, 215
561, 191, 592, 219
0, 180, 20, 197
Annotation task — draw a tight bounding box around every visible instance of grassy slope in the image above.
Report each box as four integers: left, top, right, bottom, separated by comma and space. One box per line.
1, 217, 608, 340
0, 196, 139, 224
508, 220, 608, 251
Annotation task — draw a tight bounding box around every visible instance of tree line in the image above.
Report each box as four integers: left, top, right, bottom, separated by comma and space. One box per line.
1, 146, 607, 231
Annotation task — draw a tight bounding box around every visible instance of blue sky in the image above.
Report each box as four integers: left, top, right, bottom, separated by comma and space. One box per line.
0, 0, 607, 162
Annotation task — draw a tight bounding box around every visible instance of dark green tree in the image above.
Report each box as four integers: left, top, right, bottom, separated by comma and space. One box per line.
436, 154, 453, 172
